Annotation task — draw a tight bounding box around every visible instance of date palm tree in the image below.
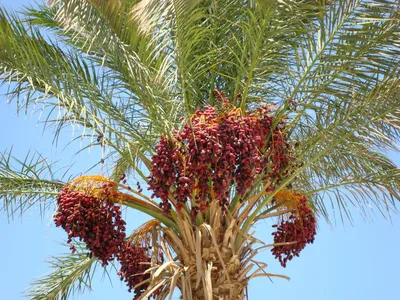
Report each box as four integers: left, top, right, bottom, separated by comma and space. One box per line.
1, 0, 400, 299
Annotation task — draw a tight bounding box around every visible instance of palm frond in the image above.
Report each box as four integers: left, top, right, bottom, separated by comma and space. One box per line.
0, 149, 63, 219
284, 0, 400, 125
292, 71, 400, 221
108, 143, 148, 182
130, 0, 317, 109
303, 148, 400, 222
48, 0, 180, 134
0, 8, 157, 173
26, 242, 104, 300
242, 72, 400, 234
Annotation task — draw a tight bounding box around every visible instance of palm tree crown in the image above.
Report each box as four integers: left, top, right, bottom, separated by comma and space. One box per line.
1, 0, 399, 299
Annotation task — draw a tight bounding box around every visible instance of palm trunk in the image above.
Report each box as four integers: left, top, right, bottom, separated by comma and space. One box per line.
176, 235, 247, 300
189, 261, 246, 300
141, 200, 289, 300
155, 202, 252, 300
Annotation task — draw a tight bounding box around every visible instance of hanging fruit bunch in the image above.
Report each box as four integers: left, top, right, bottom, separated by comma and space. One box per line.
118, 242, 153, 297
118, 220, 164, 299
53, 91, 317, 299
54, 180, 126, 266
270, 191, 317, 267
148, 90, 294, 216
54, 176, 165, 299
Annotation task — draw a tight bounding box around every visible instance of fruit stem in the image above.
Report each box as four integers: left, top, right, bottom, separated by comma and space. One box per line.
121, 196, 179, 232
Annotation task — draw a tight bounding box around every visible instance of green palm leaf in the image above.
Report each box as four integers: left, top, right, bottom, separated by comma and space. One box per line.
0, 149, 63, 219
26, 243, 106, 300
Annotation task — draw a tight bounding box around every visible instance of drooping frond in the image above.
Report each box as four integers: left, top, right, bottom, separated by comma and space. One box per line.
301, 139, 400, 222
239, 0, 400, 223
26, 243, 104, 300
245, 73, 400, 228
49, 0, 181, 133
291, 64, 400, 222
107, 142, 150, 183
0, 7, 160, 175
0, 149, 63, 219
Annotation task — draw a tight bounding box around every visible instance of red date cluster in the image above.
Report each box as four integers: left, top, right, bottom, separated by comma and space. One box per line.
117, 241, 163, 299
271, 195, 316, 267
147, 137, 176, 211
148, 95, 293, 214
54, 188, 126, 266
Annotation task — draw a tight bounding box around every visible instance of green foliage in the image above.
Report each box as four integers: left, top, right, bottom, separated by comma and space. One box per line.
0, 149, 63, 219
1, 0, 400, 297
26, 243, 110, 300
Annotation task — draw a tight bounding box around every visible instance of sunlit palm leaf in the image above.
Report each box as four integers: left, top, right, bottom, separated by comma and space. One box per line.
27, 242, 107, 300
0, 149, 63, 219
0, 7, 157, 175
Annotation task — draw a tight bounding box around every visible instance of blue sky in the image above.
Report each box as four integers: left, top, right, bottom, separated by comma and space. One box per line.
1, 1, 400, 299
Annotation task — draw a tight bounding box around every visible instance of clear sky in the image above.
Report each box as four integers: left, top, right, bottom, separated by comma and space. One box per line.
1, 1, 400, 300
